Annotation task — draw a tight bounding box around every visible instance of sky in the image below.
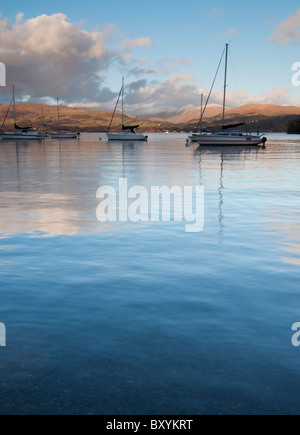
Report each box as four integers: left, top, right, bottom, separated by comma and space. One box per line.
1, 0, 300, 116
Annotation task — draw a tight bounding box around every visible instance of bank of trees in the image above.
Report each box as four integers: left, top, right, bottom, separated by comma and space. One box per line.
287, 118, 300, 134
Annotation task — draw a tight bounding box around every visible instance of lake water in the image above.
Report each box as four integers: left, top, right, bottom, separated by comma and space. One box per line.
0, 133, 300, 415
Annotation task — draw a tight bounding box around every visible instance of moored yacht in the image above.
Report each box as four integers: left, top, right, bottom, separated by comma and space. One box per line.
107, 125, 148, 141
48, 98, 80, 139
188, 44, 267, 147
105, 78, 148, 142
0, 85, 43, 140
189, 128, 266, 146
0, 131, 43, 140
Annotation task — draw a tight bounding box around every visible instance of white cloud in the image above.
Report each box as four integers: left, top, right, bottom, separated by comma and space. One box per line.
68, 79, 294, 117
15, 12, 24, 24
208, 7, 224, 17
118, 37, 153, 51
122, 76, 205, 116
207, 87, 292, 107
167, 57, 194, 66
165, 74, 195, 85
0, 13, 117, 103
154, 57, 194, 75
0, 12, 296, 118
224, 29, 239, 37
270, 9, 300, 45
212, 28, 239, 39
129, 66, 159, 77
114, 79, 293, 117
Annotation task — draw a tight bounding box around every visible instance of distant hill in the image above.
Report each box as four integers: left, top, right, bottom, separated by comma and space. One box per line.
0, 103, 174, 133
1, 102, 300, 133
157, 104, 300, 123
169, 104, 300, 133
165, 105, 224, 124
220, 104, 300, 119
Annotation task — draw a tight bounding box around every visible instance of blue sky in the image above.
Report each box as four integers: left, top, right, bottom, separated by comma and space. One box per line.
1, 0, 300, 115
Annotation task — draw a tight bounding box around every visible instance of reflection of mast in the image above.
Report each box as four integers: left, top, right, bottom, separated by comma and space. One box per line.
58, 140, 63, 177
15, 143, 21, 191
194, 146, 224, 241
218, 153, 225, 241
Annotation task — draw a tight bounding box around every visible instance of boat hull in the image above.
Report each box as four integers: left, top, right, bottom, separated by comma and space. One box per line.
49, 132, 79, 139
189, 133, 264, 146
107, 132, 148, 141
0, 133, 43, 140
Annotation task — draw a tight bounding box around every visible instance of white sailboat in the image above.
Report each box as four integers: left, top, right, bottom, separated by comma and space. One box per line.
188, 44, 267, 146
0, 85, 43, 140
0, 131, 43, 140
48, 98, 79, 139
106, 78, 148, 142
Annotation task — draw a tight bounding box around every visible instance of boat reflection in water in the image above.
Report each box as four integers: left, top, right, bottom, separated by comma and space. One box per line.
193, 144, 266, 242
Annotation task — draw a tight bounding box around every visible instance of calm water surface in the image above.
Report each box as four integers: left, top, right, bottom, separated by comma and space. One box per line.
0, 133, 300, 415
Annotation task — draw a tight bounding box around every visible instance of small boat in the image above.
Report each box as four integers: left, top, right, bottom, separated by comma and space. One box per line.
105, 78, 148, 142
49, 131, 79, 139
48, 98, 79, 139
0, 85, 43, 140
188, 44, 267, 147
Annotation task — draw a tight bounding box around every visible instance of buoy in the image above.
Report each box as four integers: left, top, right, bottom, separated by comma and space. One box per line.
261, 137, 267, 148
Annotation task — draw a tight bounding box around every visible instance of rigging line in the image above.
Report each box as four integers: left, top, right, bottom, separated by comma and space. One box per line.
195, 47, 226, 132
107, 85, 123, 133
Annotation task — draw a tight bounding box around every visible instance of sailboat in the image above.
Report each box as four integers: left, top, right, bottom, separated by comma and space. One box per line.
0, 85, 43, 140
106, 78, 148, 141
188, 44, 267, 146
49, 98, 79, 139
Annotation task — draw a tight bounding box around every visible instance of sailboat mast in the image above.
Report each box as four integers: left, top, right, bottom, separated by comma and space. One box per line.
122, 77, 124, 127
41, 106, 44, 133
201, 93, 203, 122
222, 43, 229, 125
57, 97, 60, 129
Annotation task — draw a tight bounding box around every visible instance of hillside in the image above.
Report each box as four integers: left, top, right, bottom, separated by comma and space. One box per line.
0, 103, 174, 133
221, 104, 300, 119
1, 102, 300, 133
172, 104, 300, 133
165, 105, 224, 123
159, 104, 300, 124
